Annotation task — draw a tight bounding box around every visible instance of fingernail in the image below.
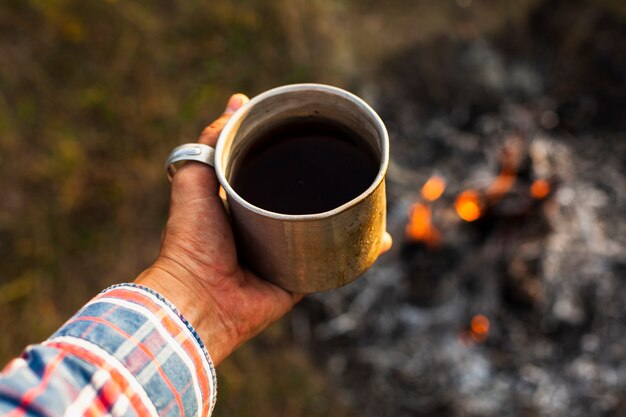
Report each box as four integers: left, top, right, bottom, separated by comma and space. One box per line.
381, 232, 393, 252
225, 94, 246, 114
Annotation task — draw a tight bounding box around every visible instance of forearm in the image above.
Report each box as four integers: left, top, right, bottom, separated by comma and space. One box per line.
134, 262, 240, 366
0, 284, 217, 417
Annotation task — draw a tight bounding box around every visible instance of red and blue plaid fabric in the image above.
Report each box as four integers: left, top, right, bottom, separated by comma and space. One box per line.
0, 284, 217, 417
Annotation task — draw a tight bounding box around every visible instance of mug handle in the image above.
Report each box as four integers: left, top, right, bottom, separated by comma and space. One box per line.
165, 143, 216, 182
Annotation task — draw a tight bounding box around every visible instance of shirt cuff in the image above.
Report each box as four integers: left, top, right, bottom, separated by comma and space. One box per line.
46, 283, 217, 417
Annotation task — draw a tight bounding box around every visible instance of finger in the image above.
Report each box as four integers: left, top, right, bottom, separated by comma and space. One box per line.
379, 232, 393, 254
291, 292, 305, 304
198, 93, 249, 147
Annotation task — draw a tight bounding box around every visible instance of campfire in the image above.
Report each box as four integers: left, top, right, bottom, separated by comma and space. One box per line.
295, 1, 626, 415
405, 135, 554, 250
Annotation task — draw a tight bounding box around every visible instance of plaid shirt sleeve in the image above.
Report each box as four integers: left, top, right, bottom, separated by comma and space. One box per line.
0, 283, 217, 417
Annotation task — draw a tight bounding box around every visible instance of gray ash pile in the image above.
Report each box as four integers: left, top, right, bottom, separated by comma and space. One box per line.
294, 1, 626, 416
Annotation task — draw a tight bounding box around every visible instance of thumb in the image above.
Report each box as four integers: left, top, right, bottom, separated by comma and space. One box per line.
198, 93, 249, 147
170, 93, 249, 205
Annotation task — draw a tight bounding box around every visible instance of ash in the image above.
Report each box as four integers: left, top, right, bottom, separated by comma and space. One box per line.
294, 1, 626, 416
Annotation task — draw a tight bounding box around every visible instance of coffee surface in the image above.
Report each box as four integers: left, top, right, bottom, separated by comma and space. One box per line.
230, 119, 379, 215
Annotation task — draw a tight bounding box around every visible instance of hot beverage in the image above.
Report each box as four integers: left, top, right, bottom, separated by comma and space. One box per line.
230, 118, 379, 215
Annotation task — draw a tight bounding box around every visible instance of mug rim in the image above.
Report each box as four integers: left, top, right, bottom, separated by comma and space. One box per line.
215, 83, 389, 221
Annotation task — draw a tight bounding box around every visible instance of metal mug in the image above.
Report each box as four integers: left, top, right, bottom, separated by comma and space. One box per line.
166, 83, 389, 293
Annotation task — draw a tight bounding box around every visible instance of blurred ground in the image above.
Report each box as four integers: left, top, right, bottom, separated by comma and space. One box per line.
0, 1, 624, 416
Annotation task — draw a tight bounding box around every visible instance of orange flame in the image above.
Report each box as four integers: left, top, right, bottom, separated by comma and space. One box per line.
405, 203, 440, 247
530, 179, 550, 199
470, 314, 490, 343
486, 173, 516, 201
455, 190, 482, 222
421, 176, 446, 202
485, 136, 524, 202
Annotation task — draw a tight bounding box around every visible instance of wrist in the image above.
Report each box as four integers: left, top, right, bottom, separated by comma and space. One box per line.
134, 262, 236, 365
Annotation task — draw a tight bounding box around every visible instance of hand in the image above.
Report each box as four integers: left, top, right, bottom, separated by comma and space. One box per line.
136, 94, 392, 366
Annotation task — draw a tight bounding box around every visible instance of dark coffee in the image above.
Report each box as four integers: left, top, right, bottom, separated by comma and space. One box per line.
230, 118, 379, 215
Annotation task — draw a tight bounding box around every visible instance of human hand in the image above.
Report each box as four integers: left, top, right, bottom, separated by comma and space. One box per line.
136, 94, 392, 365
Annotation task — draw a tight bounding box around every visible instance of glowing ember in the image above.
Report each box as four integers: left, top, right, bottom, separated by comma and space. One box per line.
530, 178, 551, 199
405, 203, 440, 246
486, 173, 516, 201
455, 190, 482, 222
470, 314, 490, 342
421, 176, 446, 202
406, 203, 431, 240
